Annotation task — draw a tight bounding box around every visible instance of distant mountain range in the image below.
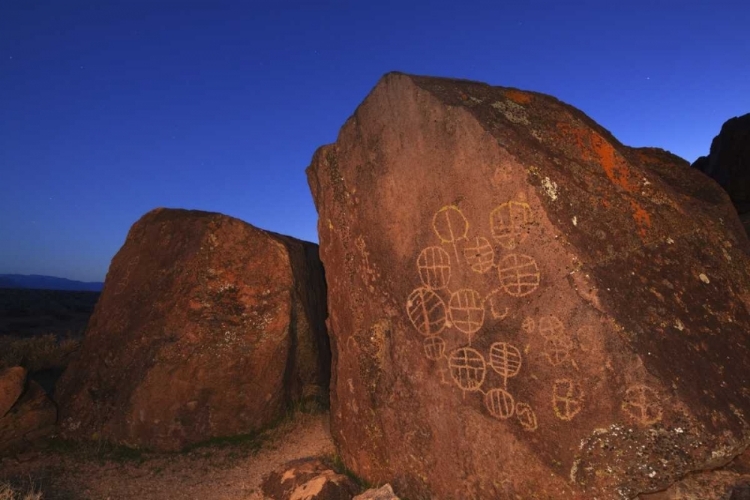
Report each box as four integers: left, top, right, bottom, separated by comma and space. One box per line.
0, 274, 104, 292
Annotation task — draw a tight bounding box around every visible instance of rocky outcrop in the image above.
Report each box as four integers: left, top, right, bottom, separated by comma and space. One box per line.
0, 380, 57, 454
0, 367, 26, 418
692, 113, 750, 234
353, 485, 399, 500
262, 457, 360, 500
307, 73, 750, 499
55, 209, 330, 451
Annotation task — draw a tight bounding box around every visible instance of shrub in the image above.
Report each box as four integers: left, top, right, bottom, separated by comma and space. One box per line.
0, 481, 42, 500
0, 333, 80, 372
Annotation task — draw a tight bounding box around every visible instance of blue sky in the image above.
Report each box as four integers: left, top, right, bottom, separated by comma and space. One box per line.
1, 1, 748, 282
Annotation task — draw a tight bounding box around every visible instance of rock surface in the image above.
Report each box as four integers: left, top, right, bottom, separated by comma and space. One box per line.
692, 113, 750, 234
55, 208, 330, 451
261, 457, 360, 500
353, 484, 399, 500
307, 73, 750, 499
0, 380, 56, 454
0, 367, 26, 418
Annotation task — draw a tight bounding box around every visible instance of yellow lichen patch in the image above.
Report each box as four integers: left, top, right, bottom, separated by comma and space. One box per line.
504, 89, 533, 105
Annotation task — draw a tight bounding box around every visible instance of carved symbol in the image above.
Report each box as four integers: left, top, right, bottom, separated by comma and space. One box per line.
539, 316, 565, 340
484, 388, 515, 420
497, 254, 540, 297
406, 287, 447, 336
490, 201, 532, 249
462, 236, 495, 273
485, 290, 509, 320
552, 379, 584, 421
449, 289, 485, 337
417, 246, 452, 289
515, 403, 538, 431
448, 348, 487, 392
489, 342, 522, 388
622, 385, 663, 425
433, 206, 469, 261
423, 336, 446, 361
521, 317, 536, 334
544, 336, 573, 366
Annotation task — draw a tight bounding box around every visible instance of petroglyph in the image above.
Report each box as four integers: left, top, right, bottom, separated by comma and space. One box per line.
497, 254, 541, 297
521, 317, 536, 334
622, 385, 663, 425
485, 289, 509, 320
424, 336, 446, 361
490, 201, 532, 249
448, 347, 487, 392
484, 388, 515, 420
544, 336, 573, 366
433, 205, 469, 261
539, 316, 565, 340
553, 379, 584, 421
489, 342, 522, 388
407, 287, 447, 336
515, 403, 538, 431
417, 246, 452, 289
449, 289, 485, 337
463, 236, 495, 273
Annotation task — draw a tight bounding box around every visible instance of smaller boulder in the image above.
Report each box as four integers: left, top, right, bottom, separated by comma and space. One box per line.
262, 457, 360, 500
0, 367, 26, 418
353, 484, 400, 500
0, 380, 57, 454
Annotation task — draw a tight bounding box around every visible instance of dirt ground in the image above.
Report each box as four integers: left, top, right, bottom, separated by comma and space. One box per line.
0, 412, 335, 500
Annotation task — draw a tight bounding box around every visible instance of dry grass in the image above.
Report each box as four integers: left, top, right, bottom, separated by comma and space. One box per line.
0, 333, 80, 372
0, 481, 42, 500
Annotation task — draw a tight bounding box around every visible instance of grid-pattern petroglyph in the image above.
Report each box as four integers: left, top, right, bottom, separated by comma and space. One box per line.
539, 316, 565, 339
544, 336, 573, 366
433, 205, 469, 261
406, 288, 447, 336
417, 246, 452, 289
489, 342, 522, 387
515, 402, 538, 431
497, 254, 541, 297
449, 289, 485, 336
448, 348, 487, 392
522, 317, 536, 334
622, 385, 663, 425
552, 379, 584, 421
424, 336, 446, 361
485, 388, 515, 420
490, 201, 532, 249
406, 200, 548, 432
463, 236, 495, 273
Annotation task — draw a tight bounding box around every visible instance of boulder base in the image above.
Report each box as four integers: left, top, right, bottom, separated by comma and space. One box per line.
56, 209, 329, 451
0, 380, 56, 455
0, 367, 26, 418
307, 73, 750, 499
262, 457, 360, 500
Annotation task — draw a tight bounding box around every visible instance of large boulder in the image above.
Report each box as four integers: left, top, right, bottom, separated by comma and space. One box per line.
0, 367, 26, 418
692, 113, 750, 234
262, 457, 360, 500
55, 208, 330, 451
306, 73, 750, 499
0, 380, 57, 454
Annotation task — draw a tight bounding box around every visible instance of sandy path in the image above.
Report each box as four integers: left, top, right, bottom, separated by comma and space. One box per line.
1, 413, 335, 500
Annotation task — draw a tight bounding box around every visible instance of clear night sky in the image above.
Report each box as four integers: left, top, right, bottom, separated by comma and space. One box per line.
1, 2, 748, 282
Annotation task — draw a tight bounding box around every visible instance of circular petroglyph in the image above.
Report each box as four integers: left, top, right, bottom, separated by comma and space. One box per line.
544, 336, 573, 366
552, 379, 584, 421
417, 246, 451, 289
462, 236, 495, 273
448, 347, 487, 392
521, 317, 536, 334
423, 336, 446, 361
406, 287, 447, 336
484, 388, 515, 420
622, 385, 663, 425
448, 289, 485, 335
490, 201, 532, 250
539, 316, 565, 340
515, 402, 538, 431
488, 342, 522, 383
497, 254, 540, 297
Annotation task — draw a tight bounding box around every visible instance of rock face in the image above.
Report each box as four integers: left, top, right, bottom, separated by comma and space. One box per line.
0, 367, 26, 418
262, 457, 360, 500
353, 484, 400, 500
306, 73, 750, 499
55, 209, 330, 451
0, 380, 57, 454
692, 113, 750, 234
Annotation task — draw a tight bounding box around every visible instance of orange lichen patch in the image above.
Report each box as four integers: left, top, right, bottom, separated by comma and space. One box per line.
630, 200, 652, 238
591, 134, 638, 193
504, 89, 533, 105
